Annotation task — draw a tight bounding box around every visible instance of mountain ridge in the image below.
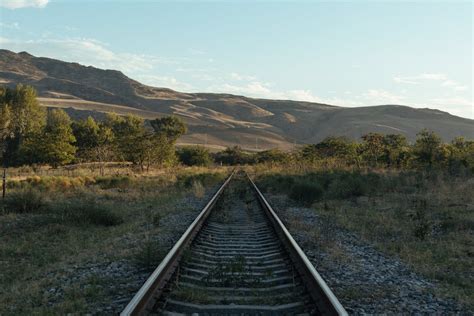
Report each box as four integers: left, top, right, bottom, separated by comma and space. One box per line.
0, 49, 472, 150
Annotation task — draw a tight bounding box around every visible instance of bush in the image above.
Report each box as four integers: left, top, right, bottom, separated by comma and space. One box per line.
52, 197, 123, 226
3, 188, 45, 213
177, 146, 212, 167
177, 172, 223, 189
289, 181, 323, 206
326, 173, 369, 199
95, 176, 131, 189
133, 239, 166, 271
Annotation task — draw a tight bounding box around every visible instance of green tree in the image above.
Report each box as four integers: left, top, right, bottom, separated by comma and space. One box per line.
0, 85, 46, 166
255, 149, 289, 164
302, 136, 359, 166
72, 116, 115, 174
150, 116, 187, 141
105, 114, 181, 171
214, 146, 253, 165
360, 133, 385, 167
413, 129, 445, 169
0, 104, 12, 164
177, 146, 212, 166
38, 109, 76, 167
382, 134, 410, 168
104, 113, 144, 162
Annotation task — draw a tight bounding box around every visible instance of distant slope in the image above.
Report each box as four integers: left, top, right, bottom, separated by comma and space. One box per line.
1, 49, 472, 149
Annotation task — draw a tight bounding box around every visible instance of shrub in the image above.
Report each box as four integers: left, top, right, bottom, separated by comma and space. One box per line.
177, 173, 223, 189
191, 180, 205, 198
177, 146, 212, 167
326, 173, 368, 199
95, 176, 132, 189
52, 197, 123, 226
133, 239, 166, 271
3, 188, 45, 213
289, 181, 323, 206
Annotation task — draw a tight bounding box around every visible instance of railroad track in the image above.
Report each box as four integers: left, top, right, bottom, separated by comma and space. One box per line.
122, 171, 347, 315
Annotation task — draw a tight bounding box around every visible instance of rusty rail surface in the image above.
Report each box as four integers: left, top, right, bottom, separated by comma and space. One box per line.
121, 171, 347, 315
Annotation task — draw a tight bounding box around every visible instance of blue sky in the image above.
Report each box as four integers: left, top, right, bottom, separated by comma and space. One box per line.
0, 0, 472, 119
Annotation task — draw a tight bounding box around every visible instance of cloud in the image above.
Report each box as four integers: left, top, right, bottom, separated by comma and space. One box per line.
0, 22, 20, 29
135, 74, 194, 91
0, 36, 164, 73
394, 73, 469, 92
230, 72, 257, 81
362, 89, 405, 104
1, 0, 49, 9
430, 97, 473, 118
394, 73, 447, 84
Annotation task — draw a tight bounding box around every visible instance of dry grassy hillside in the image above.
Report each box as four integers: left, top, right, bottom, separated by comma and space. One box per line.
1, 49, 473, 149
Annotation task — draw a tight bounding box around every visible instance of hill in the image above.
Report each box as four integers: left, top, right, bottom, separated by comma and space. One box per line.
1, 49, 472, 150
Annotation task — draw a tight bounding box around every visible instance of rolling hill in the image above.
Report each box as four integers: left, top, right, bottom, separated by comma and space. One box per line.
1, 49, 472, 150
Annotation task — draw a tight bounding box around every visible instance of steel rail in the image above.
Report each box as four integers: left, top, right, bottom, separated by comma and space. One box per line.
247, 173, 348, 316
121, 170, 235, 316
122, 170, 347, 315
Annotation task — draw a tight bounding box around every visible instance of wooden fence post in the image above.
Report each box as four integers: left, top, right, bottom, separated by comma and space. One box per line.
2, 167, 6, 199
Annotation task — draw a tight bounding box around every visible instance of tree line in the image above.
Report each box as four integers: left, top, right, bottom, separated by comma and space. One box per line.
210, 131, 473, 174
1, 85, 473, 174
0, 85, 186, 172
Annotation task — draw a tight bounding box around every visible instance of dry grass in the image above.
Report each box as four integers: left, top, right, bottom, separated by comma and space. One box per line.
257, 167, 474, 309
0, 167, 228, 314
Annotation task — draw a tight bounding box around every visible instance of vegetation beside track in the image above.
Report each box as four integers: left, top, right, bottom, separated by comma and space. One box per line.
0, 167, 227, 314
254, 166, 474, 309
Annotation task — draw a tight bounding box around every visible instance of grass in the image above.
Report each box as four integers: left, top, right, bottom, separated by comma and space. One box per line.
0, 166, 228, 314
256, 167, 474, 310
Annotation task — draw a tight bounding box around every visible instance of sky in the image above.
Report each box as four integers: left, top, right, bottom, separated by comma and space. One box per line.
0, 0, 472, 119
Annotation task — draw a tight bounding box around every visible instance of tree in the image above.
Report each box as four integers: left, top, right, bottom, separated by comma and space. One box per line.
104, 113, 144, 162
382, 134, 410, 168
214, 146, 253, 165
0, 104, 12, 163
360, 133, 385, 167
104, 114, 181, 171
413, 129, 445, 169
178, 146, 212, 166
150, 116, 186, 142
38, 109, 76, 167
72, 116, 115, 174
255, 149, 289, 164
301, 137, 359, 166
0, 85, 46, 166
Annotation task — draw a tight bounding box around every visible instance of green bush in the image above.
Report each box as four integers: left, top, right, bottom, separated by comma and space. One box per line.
52, 197, 123, 226
3, 188, 45, 213
289, 181, 323, 206
177, 172, 223, 189
95, 176, 131, 189
327, 174, 368, 199
177, 146, 212, 167
133, 239, 166, 271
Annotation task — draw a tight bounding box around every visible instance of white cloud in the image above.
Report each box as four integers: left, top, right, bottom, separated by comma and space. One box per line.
394, 73, 469, 93
0, 22, 20, 29
135, 74, 194, 91
430, 97, 473, 118
230, 72, 257, 81
362, 89, 405, 104
394, 73, 447, 84
1, 0, 49, 9
0, 37, 160, 73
